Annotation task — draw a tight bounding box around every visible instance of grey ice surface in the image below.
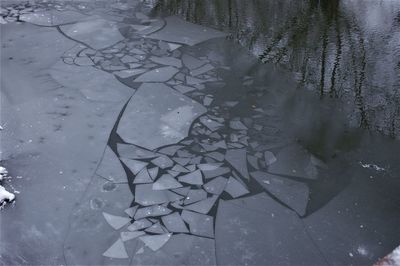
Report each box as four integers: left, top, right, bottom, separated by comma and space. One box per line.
268, 145, 318, 179
60, 18, 125, 49
161, 212, 189, 233
225, 148, 250, 180
121, 158, 148, 175
132, 234, 216, 265
0, 22, 133, 265
49, 60, 133, 102
181, 210, 214, 238
134, 66, 179, 83
117, 83, 206, 150
96, 146, 127, 183
152, 174, 182, 190
150, 56, 182, 68
224, 177, 249, 198
135, 184, 170, 206
147, 16, 227, 46
133, 168, 153, 184
215, 194, 327, 265
103, 212, 131, 230
20, 10, 88, 26
178, 169, 203, 185
250, 171, 310, 216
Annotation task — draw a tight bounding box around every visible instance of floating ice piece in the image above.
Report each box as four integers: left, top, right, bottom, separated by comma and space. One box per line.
158, 145, 184, 156
96, 146, 127, 183
182, 54, 206, 70
145, 222, 166, 234
173, 157, 191, 167
184, 189, 208, 205
202, 167, 231, 179
250, 171, 309, 216
161, 212, 189, 233
134, 205, 172, 220
167, 191, 185, 202
128, 219, 152, 231
206, 152, 225, 162
147, 16, 227, 46
102, 212, 131, 230
151, 156, 174, 169
121, 158, 148, 175
74, 56, 94, 66
203, 176, 227, 195
190, 64, 214, 76
186, 76, 206, 85
168, 43, 182, 51
134, 66, 179, 83
117, 83, 206, 150
224, 177, 249, 198
225, 149, 249, 180
133, 168, 153, 184
121, 55, 139, 63
121, 231, 145, 242
181, 210, 214, 238
117, 143, 158, 160
185, 195, 218, 214
60, 19, 125, 50
20, 10, 87, 26
172, 187, 191, 196
114, 69, 147, 79
125, 206, 139, 218
174, 84, 196, 94
148, 167, 159, 180
136, 12, 149, 20
247, 155, 260, 170
178, 170, 203, 185
222, 101, 238, 107
264, 151, 277, 166
171, 164, 190, 173
150, 56, 182, 68
136, 19, 165, 35
131, 24, 151, 32
139, 234, 172, 251
229, 120, 248, 130
153, 174, 182, 190
135, 184, 170, 206
203, 95, 213, 106
102, 238, 129, 259
268, 145, 317, 179
197, 163, 223, 171
199, 116, 224, 131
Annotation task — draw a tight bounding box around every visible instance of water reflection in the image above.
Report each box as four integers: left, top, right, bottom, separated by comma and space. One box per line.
152, 0, 400, 138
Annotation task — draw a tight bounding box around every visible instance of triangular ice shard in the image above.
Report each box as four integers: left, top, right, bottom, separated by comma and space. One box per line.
102, 238, 129, 259
102, 212, 131, 230
139, 234, 172, 251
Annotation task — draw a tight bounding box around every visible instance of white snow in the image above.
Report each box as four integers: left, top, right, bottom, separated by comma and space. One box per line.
0, 166, 15, 206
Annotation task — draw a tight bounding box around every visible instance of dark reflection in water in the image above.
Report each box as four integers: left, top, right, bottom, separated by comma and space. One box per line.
151, 0, 400, 138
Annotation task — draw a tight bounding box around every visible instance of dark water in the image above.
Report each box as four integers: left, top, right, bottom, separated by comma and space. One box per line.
152, 0, 400, 138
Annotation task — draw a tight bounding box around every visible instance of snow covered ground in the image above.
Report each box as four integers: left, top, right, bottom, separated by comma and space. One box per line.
0, 166, 15, 206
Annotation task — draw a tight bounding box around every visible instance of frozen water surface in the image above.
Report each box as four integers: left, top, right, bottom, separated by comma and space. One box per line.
117, 83, 206, 150
60, 18, 125, 50
20, 10, 88, 26
2, 1, 400, 265
148, 16, 227, 46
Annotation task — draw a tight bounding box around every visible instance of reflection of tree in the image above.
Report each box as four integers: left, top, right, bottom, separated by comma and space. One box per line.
152, 0, 400, 137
